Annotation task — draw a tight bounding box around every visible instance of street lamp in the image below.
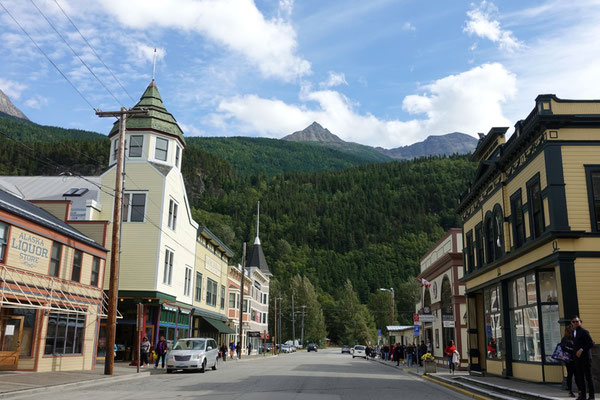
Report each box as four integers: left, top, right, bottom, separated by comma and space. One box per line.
379, 288, 395, 325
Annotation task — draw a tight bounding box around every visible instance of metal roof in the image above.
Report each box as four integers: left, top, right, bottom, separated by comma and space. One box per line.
0, 188, 106, 251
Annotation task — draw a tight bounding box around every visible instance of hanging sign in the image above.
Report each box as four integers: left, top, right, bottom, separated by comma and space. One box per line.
413, 325, 420, 336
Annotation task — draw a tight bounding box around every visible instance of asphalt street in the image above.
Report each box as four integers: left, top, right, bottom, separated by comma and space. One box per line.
16, 348, 472, 400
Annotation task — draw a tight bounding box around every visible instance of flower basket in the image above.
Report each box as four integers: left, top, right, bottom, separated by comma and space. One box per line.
424, 360, 437, 374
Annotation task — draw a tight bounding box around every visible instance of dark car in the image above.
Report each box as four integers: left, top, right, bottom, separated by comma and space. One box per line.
341, 345, 351, 354
307, 343, 318, 352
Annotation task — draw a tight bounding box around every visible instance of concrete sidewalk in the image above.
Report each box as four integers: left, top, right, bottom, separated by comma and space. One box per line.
0, 353, 280, 399
374, 357, 574, 400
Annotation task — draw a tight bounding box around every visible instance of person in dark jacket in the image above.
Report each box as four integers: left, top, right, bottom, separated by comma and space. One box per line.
394, 344, 401, 366
572, 316, 595, 400
154, 336, 168, 369
418, 341, 427, 366
561, 325, 576, 398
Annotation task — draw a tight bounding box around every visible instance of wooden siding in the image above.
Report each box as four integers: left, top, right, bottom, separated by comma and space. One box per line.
552, 128, 600, 141
551, 99, 600, 115
562, 145, 600, 231
487, 359, 503, 376
575, 258, 600, 338
512, 362, 543, 382
544, 364, 563, 383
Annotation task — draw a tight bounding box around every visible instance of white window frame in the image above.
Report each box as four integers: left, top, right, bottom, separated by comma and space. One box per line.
175, 145, 181, 168
155, 137, 168, 161
0, 222, 9, 262
128, 135, 144, 158
195, 272, 203, 302
168, 199, 178, 231
184, 266, 192, 296
122, 192, 146, 222
112, 139, 118, 162
206, 278, 217, 307
163, 248, 174, 285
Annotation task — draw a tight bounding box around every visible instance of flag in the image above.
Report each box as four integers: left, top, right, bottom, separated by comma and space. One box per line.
418, 277, 431, 288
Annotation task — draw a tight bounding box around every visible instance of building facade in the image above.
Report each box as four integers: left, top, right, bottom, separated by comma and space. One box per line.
457, 95, 600, 383
0, 190, 108, 371
415, 228, 467, 369
191, 227, 235, 343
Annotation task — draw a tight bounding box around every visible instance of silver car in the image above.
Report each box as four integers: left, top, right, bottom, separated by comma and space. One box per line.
166, 338, 219, 373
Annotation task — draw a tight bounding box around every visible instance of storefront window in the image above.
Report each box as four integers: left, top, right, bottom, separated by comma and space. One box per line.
12, 309, 36, 356
539, 271, 558, 302
539, 270, 560, 363
509, 272, 541, 362
484, 284, 503, 359
45, 313, 86, 355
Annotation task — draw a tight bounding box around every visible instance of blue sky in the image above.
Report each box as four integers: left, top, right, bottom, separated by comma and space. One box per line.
1, 0, 599, 148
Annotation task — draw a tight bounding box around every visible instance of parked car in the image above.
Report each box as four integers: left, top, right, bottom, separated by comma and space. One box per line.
341, 345, 351, 354
166, 338, 219, 373
280, 344, 293, 353
307, 343, 318, 352
265, 343, 273, 351
352, 345, 367, 359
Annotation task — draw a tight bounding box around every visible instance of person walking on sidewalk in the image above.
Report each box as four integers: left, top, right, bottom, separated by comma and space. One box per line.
406, 343, 415, 367
394, 344, 401, 366
418, 341, 427, 366
154, 336, 168, 369
445, 340, 457, 374
561, 325, 576, 398
230, 341, 236, 359
572, 316, 595, 400
140, 336, 151, 367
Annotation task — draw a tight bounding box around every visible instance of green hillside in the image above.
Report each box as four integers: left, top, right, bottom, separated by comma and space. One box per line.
187, 136, 382, 176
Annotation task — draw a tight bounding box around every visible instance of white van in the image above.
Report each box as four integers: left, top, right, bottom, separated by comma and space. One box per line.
166, 338, 220, 373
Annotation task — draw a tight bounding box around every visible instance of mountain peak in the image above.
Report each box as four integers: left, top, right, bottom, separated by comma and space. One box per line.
0, 89, 29, 121
282, 122, 345, 143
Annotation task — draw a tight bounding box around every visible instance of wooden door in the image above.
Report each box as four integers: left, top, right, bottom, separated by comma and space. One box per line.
0, 316, 24, 371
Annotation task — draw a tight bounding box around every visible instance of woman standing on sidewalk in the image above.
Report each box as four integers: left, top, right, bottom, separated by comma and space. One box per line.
445, 340, 457, 374
561, 325, 576, 397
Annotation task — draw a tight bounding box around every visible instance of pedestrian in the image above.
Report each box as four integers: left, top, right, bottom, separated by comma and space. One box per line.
572, 316, 595, 400
230, 341, 236, 359
445, 340, 457, 374
154, 336, 168, 369
561, 325, 576, 398
406, 343, 415, 367
394, 344, 401, 366
140, 336, 151, 367
419, 340, 427, 366
236, 341, 241, 359
248, 341, 253, 355
220, 343, 228, 362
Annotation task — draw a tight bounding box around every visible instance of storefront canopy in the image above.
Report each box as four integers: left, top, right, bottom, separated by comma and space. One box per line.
0, 264, 121, 318
203, 316, 236, 334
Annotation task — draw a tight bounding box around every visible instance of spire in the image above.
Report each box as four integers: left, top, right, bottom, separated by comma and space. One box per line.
254, 201, 260, 245
152, 48, 157, 82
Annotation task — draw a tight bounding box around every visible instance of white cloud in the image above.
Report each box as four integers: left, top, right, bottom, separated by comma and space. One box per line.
464, 1, 523, 52
179, 122, 205, 137
278, 0, 294, 19
96, 0, 310, 81
25, 95, 49, 109
213, 63, 516, 148
319, 71, 348, 88
402, 22, 416, 31
0, 78, 26, 99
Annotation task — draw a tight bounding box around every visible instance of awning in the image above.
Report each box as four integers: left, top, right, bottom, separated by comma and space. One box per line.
203, 316, 236, 334
0, 264, 121, 318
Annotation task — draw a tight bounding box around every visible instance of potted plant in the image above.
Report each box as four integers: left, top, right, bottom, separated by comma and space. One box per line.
421, 353, 436, 374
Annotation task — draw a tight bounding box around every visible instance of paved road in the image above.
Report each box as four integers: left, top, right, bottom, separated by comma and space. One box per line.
19, 348, 471, 400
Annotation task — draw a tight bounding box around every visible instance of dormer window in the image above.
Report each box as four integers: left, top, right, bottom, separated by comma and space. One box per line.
63, 188, 89, 197
175, 146, 181, 168
155, 137, 168, 161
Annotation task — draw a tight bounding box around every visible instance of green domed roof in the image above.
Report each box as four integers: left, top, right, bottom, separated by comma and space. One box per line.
108, 81, 185, 145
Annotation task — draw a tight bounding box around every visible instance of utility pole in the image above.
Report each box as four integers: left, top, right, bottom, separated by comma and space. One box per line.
273, 296, 277, 355
238, 243, 246, 359
300, 305, 306, 348
277, 297, 282, 351
96, 107, 147, 376
291, 294, 295, 347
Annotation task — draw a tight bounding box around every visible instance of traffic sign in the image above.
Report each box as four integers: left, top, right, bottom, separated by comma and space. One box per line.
413, 325, 420, 336
413, 313, 419, 322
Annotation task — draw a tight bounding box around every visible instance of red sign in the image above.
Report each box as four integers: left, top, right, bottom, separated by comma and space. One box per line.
413, 313, 420, 322
259, 332, 270, 339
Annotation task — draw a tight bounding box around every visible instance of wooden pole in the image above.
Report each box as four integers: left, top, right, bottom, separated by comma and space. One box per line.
237, 243, 246, 359
96, 107, 147, 375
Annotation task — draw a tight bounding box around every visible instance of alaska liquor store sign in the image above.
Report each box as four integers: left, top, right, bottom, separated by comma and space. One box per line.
7, 226, 51, 272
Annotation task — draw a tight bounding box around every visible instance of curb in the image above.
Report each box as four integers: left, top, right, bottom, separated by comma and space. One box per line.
421, 374, 491, 400
0, 370, 151, 399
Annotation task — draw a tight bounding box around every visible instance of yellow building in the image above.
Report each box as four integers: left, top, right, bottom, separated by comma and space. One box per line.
457, 95, 600, 383
191, 227, 235, 344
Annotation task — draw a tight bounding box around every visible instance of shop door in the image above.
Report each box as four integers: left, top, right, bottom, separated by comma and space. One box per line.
0, 316, 24, 371
467, 296, 481, 372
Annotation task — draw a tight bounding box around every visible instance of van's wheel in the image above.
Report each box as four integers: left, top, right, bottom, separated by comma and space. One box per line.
200, 359, 207, 373
212, 358, 218, 370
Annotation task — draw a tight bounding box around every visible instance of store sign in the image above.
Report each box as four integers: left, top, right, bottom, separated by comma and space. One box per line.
443, 320, 455, 328
7, 226, 52, 273
248, 331, 260, 338
419, 314, 436, 323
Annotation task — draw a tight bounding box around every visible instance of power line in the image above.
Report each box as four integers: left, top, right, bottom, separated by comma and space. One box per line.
52, 0, 136, 104
29, 0, 124, 108
0, 0, 96, 111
